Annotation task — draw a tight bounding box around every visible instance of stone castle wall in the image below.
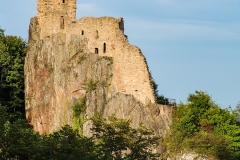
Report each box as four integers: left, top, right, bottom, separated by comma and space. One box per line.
37, 0, 76, 26
36, 0, 155, 105
25, 0, 161, 134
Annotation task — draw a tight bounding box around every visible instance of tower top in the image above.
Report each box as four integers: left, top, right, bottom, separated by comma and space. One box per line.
37, 0, 76, 20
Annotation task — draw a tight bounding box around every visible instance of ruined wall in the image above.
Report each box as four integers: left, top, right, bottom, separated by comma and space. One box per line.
37, 0, 76, 39
35, 1, 155, 105
69, 17, 156, 104
37, 12, 155, 105
37, 0, 76, 25
25, 0, 170, 136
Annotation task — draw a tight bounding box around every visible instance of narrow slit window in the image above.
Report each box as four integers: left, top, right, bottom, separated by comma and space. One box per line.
81, 30, 84, 35
60, 16, 64, 29
95, 30, 99, 38
95, 48, 99, 54
63, 0, 65, 3
103, 43, 106, 53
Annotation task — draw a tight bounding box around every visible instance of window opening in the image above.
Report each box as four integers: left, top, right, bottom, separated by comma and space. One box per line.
63, 0, 65, 3
95, 48, 99, 54
95, 30, 99, 38
81, 30, 84, 35
60, 16, 64, 29
103, 43, 106, 53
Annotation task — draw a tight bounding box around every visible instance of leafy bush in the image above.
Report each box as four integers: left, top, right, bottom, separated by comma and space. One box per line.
0, 108, 160, 160
183, 132, 233, 159
72, 97, 86, 133
84, 79, 98, 92
72, 97, 86, 118
91, 112, 160, 160
157, 95, 169, 105
165, 91, 240, 159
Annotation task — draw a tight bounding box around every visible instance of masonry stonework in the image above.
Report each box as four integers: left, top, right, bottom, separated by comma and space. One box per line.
36, 0, 155, 104
25, 0, 171, 137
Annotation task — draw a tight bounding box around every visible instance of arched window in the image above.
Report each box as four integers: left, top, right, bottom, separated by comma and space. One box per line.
60, 16, 64, 29
103, 43, 106, 53
95, 48, 99, 54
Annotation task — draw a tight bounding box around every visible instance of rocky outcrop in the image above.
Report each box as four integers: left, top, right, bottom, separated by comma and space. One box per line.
25, 15, 174, 138
24, 2, 177, 148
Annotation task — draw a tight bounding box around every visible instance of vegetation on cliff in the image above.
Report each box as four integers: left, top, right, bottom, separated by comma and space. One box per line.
151, 78, 170, 105
0, 106, 160, 160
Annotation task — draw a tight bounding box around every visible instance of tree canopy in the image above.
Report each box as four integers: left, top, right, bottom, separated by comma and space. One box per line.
0, 28, 27, 121
165, 91, 240, 159
0, 109, 160, 160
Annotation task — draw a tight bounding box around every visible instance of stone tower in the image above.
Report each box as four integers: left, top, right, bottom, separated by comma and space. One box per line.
37, 0, 76, 37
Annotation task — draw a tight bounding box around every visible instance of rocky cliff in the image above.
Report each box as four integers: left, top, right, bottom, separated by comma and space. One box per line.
24, 0, 176, 138
25, 16, 174, 138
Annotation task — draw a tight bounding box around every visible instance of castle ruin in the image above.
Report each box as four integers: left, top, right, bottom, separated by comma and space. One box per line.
25, 0, 171, 135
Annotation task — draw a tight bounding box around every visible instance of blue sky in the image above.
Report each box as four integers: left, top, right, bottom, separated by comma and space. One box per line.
0, 0, 240, 108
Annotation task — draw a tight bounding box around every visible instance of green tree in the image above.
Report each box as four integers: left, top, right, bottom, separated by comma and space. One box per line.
233, 102, 240, 126
0, 105, 8, 154
0, 121, 96, 160
37, 125, 96, 160
91, 113, 160, 160
165, 91, 240, 159
0, 119, 40, 160
183, 132, 232, 159
0, 28, 27, 121
0, 109, 160, 160
151, 78, 169, 105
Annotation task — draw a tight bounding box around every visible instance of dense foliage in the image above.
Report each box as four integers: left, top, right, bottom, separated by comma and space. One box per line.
165, 91, 240, 159
0, 28, 26, 121
0, 108, 160, 160
91, 113, 159, 160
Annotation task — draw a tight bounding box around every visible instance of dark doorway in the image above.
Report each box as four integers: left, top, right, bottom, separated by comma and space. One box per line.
103, 43, 106, 53
95, 48, 99, 54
